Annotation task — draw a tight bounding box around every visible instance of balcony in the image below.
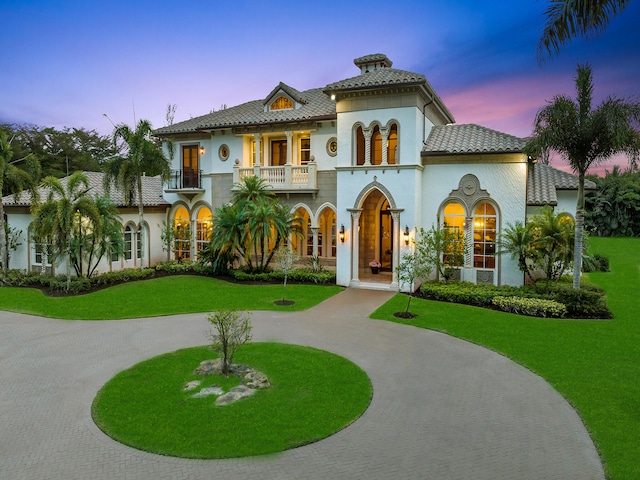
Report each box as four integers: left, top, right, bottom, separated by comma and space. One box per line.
233, 162, 318, 195
165, 169, 205, 198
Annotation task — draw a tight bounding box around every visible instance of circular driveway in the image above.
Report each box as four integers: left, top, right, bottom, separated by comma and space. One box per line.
0, 288, 604, 479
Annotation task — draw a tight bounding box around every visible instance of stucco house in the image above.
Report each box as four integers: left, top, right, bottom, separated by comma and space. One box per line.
2, 172, 168, 274
153, 53, 590, 290
3, 53, 592, 288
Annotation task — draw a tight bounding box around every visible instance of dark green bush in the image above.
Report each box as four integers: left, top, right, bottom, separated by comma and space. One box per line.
91, 268, 156, 286
228, 268, 336, 285
583, 254, 610, 272
420, 280, 611, 319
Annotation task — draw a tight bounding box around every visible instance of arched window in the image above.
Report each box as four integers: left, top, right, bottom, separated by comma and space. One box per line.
387, 123, 398, 164
195, 208, 212, 256
318, 208, 337, 258
124, 225, 133, 260
292, 208, 309, 257
371, 125, 382, 165
355, 126, 365, 165
173, 207, 191, 261
442, 202, 465, 267
473, 202, 497, 268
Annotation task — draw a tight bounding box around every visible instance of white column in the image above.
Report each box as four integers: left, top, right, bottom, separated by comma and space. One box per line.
350, 210, 362, 282
381, 127, 389, 165
363, 128, 372, 166
285, 131, 293, 165
391, 211, 401, 285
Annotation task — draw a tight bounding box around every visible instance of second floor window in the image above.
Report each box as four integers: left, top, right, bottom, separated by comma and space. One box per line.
182, 145, 199, 188
300, 138, 310, 164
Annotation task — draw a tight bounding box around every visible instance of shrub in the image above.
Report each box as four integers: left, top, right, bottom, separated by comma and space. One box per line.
583, 253, 610, 272
492, 296, 567, 318
91, 268, 156, 286
550, 283, 612, 319
228, 268, 336, 285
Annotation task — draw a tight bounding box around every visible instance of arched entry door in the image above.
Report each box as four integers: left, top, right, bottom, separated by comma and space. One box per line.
379, 200, 393, 271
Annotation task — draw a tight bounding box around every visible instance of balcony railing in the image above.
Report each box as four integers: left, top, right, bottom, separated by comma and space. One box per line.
166, 169, 203, 190
232, 163, 317, 192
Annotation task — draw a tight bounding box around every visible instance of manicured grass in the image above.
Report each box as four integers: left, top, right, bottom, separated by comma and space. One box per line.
91, 342, 372, 458
0, 276, 343, 319
371, 237, 640, 480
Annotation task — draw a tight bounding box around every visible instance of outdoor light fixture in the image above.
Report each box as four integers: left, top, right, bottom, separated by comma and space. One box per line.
339, 224, 345, 243
404, 225, 410, 245
199, 146, 205, 155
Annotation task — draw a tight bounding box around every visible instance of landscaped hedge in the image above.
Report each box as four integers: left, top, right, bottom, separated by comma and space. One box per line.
419, 280, 611, 319
492, 296, 568, 318
155, 260, 214, 276
229, 268, 336, 285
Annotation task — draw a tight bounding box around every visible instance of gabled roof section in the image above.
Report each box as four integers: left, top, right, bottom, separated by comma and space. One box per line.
2, 171, 169, 208
354, 53, 393, 70
422, 124, 527, 155
527, 163, 597, 206
155, 88, 335, 136
263, 82, 307, 107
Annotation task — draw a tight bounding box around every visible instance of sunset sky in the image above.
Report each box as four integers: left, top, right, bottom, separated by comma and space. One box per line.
2, 0, 639, 173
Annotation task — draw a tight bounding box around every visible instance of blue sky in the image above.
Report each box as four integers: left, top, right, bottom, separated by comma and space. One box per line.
1, 0, 639, 172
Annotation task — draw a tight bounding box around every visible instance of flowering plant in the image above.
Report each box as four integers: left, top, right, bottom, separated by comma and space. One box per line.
369, 260, 381, 268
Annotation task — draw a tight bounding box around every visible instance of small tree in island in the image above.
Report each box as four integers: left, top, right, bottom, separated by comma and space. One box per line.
395, 227, 439, 318
274, 246, 299, 305
206, 310, 253, 377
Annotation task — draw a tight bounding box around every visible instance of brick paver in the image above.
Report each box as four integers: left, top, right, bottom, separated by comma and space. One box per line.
0, 289, 604, 479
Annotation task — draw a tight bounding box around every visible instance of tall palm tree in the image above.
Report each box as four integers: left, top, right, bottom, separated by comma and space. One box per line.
538, 0, 632, 61
103, 119, 170, 269
525, 64, 640, 288
31, 172, 101, 290
0, 131, 40, 282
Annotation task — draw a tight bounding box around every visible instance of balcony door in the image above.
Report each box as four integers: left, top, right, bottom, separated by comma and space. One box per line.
182, 145, 199, 188
271, 140, 287, 166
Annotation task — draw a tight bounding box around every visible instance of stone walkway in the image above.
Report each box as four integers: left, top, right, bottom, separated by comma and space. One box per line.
0, 288, 604, 479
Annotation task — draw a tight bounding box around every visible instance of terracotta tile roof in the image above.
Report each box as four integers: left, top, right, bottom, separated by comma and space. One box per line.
423, 124, 527, 154
2, 171, 169, 208
155, 87, 336, 135
527, 163, 597, 206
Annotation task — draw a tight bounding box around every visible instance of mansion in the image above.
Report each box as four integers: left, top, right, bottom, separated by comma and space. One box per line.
4, 54, 591, 290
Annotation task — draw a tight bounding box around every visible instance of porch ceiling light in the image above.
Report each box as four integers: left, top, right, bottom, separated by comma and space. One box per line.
404, 225, 410, 245
199, 146, 205, 155
339, 224, 345, 243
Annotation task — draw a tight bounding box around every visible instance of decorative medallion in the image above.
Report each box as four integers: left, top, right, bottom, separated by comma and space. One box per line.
218, 144, 230, 161
326, 137, 338, 157
462, 178, 477, 196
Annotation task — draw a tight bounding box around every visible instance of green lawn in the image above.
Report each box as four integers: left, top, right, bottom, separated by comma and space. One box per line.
371, 236, 640, 480
0, 276, 343, 319
92, 342, 372, 458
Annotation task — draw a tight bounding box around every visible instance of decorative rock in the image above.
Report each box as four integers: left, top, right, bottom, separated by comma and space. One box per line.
245, 370, 270, 389
191, 386, 224, 398
183, 380, 201, 392
216, 386, 255, 406
194, 359, 225, 376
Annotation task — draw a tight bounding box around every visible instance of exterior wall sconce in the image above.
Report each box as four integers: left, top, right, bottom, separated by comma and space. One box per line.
339, 224, 345, 243
199, 146, 205, 155
404, 225, 410, 245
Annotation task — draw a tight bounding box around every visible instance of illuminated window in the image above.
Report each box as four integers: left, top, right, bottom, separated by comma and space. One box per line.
473, 202, 497, 269
182, 145, 199, 188
442, 202, 465, 267
173, 207, 191, 261
196, 208, 212, 255
387, 123, 398, 164
371, 125, 382, 165
355, 126, 365, 165
270, 96, 293, 110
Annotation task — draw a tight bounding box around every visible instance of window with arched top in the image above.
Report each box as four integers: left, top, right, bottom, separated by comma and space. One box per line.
473, 202, 497, 268
387, 123, 398, 164
173, 206, 191, 261
270, 96, 293, 110
442, 202, 466, 267
195, 207, 212, 255
371, 125, 382, 165
355, 126, 365, 165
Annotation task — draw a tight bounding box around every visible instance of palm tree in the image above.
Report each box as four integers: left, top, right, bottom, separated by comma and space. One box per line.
496, 221, 537, 283
525, 64, 640, 288
529, 206, 575, 286
31, 172, 101, 290
537, 0, 632, 61
103, 119, 170, 269
0, 131, 40, 282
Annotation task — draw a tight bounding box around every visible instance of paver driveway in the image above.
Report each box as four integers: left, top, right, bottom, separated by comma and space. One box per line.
1, 288, 604, 479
